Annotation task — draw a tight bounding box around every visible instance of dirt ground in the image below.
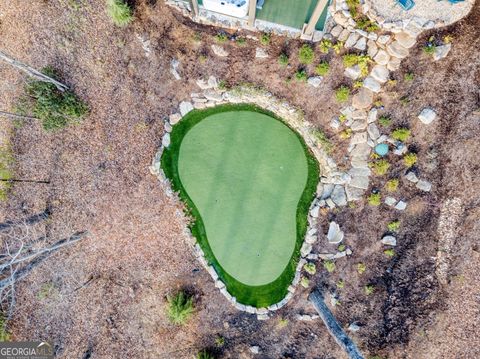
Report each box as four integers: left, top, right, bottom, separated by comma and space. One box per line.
0, 0, 478, 358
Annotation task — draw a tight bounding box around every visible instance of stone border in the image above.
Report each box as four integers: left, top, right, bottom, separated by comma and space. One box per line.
150, 80, 350, 319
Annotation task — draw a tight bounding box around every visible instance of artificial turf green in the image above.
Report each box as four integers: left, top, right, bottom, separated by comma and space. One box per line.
161, 104, 319, 307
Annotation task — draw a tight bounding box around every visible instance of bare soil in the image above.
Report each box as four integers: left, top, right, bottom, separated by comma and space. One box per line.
0, 0, 478, 358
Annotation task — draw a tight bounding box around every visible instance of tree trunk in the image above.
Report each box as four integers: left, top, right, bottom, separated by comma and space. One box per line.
309, 289, 364, 359
0, 50, 68, 92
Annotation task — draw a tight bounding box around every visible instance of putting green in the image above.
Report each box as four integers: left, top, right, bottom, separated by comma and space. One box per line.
161, 104, 319, 307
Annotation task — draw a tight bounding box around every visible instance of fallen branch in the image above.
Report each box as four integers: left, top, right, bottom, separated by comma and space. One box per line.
309, 289, 364, 359
0, 209, 50, 232
0, 110, 39, 121
0, 50, 68, 92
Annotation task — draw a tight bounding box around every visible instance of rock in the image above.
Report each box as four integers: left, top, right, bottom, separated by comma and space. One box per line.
255, 47, 269, 58
308, 76, 323, 88
164, 121, 172, 133
211, 44, 229, 57
377, 34, 391, 46
162, 133, 170, 147
354, 36, 367, 51
327, 221, 344, 244
349, 167, 371, 177
393, 142, 407, 156
367, 32, 378, 41
367, 123, 380, 140
169, 113, 181, 126
345, 32, 360, 48
363, 76, 381, 93
204, 90, 223, 102
385, 196, 397, 206
331, 185, 347, 206
348, 323, 361, 332
250, 346, 260, 354
344, 65, 361, 80
326, 198, 336, 209
352, 109, 367, 120
370, 65, 389, 83
367, 40, 378, 58
433, 44, 452, 61
170, 59, 181, 80
338, 28, 350, 42
395, 32, 416, 49
350, 119, 367, 131
196, 78, 210, 89
301, 242, 313, 257
405, 171, 419, 183
381, 235, 397, 246
395, 200, 407, 210
331, 25, 344, 38
179, 101, 193, 116
310, 205, 320, 218
351, 142, 371, 158
374, 50, 390, 66
345, 185, 364, 201
208, 76, 218, 88
351, 157, 369, 169
418, 108, 437, 124
320, 183, 335, 199
351, 131, 368, 145
387, 56, 402, 71
416, 179, 432, 192
352, 88, 374, 109
386, 41, 409, 59
350, 176, 369, 190
330, 117, 341, 129
367, 108, 378, 123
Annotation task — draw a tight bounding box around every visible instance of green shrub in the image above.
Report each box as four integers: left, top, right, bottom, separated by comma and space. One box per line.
235, 36, 246, 46
215, 33, 228, 43
400, 95, 410, 105
21, 67, 89, 131
404, 153, 417, 167
385, 179, 399, 192
339, 128, 352, 139
342, 54, 371, 76
332, 41, 344, 54
277, 318, 289, 328
278, 53, 289, 66
368, 193, 381, 206
378, 115, 392, 127
218, 80, 227, 90
304, 262, 317, 275
346, 0, 359, 18
298, 44, 315, 64
384, 249, 395, 257
387, 220, 400, 232
364, 285, 375, 295
339, 114, 347, 123
300, 277, 310, 288
356, 16, 379, 32
197, 350, 215, 359
319, 39, 333, 54
370, 159, 390, 176
336, 279, 345, 288
0, 146, 14, 202
392, 128, 411, 142
324, 260, 335, 273
357, 263, 366, 274
166, 291, 194, 325
295, 69, 308, 82
423, 43, 436, 55
260, 32, 271, 45
353, 80, 363, 89
404, 72, 414, 81
312, 129, 333, 154
0, 313, 10, 342
315, 61, 330, 76
215, 335, 225, 347
107, 0, 133, 27
338, 244, 346, 252
335, 86, 350, 103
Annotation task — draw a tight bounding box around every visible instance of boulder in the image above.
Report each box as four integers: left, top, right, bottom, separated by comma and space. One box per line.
169, 113, 181, 125
307, 76, 323, 88
349, 176, 369, 190
327, 221, 344, 244
387, 56, 402, 71
331, 185, 347, 206
367, 123, 380, 140
331, 25, 344, 38
208, 76, 218, 88
386, 41, 409, 59
344, 65, 361, 80
350, 131, 368, 145
370, 65, 389, 83
204, 90, 223, 102
354, 36, 367, 51
249, 346, 260, 354
367, 108, 378, 123
162, 133, 171, 147
170, 59, 181, 80
211, 44, 229, 57
352, 88, 374, 109
377, 34, 391, 46
395, 200, 407, 210
179, 101, 193, 116
381, 235, 397, 246
367, 40, 378, 58
345, 32, 361, 48
418, 108, 437, 124
351, 142, 371, 158
416, 179, 432, 192
405, 171, 419, 183
350, 119, 367, 131
338, 28, 350, 42
385, 196, 397, 206
433, 44, 452, 61
345, 185, 364, 201
374, 49, 390, 66
363, 76, 381, 93
348, 323, 361, 332
255, 47, 269, 58
395, 32, 416, 49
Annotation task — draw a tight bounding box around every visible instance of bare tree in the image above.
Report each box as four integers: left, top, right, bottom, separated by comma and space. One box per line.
309, 289, 364, 359
0, 210, 88, 318
0, 50, 68, 92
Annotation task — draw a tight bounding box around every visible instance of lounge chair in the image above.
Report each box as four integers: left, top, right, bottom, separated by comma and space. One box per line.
256, 0, 265, 10
396, 0, 415, 10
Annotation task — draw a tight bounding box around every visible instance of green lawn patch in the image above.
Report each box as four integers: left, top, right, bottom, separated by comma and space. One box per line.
161, 104, 319, 307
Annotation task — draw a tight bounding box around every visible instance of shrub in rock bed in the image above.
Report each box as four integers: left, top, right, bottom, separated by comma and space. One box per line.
323, 260, 335, 273
318, 39, 332, 54
278, 53, 289, 66
166, 290, 194, 325
298, 44, 314, 65
357, 262, 366, 274
403, 153, 417, 167
368, 193, 381, 206
335, 86, 350, 103
370, 159, 390, 176
315, 61, 329, 76
378, 115, 392, 127
391, 128, 411, 142
107, 0, 133, 27
385, 178, 399, 192
19, 67, 89, 131
197, 350, 215, 359
295, 70, 308, 82
387, 220, 400, 232
260, 32, 271, 46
